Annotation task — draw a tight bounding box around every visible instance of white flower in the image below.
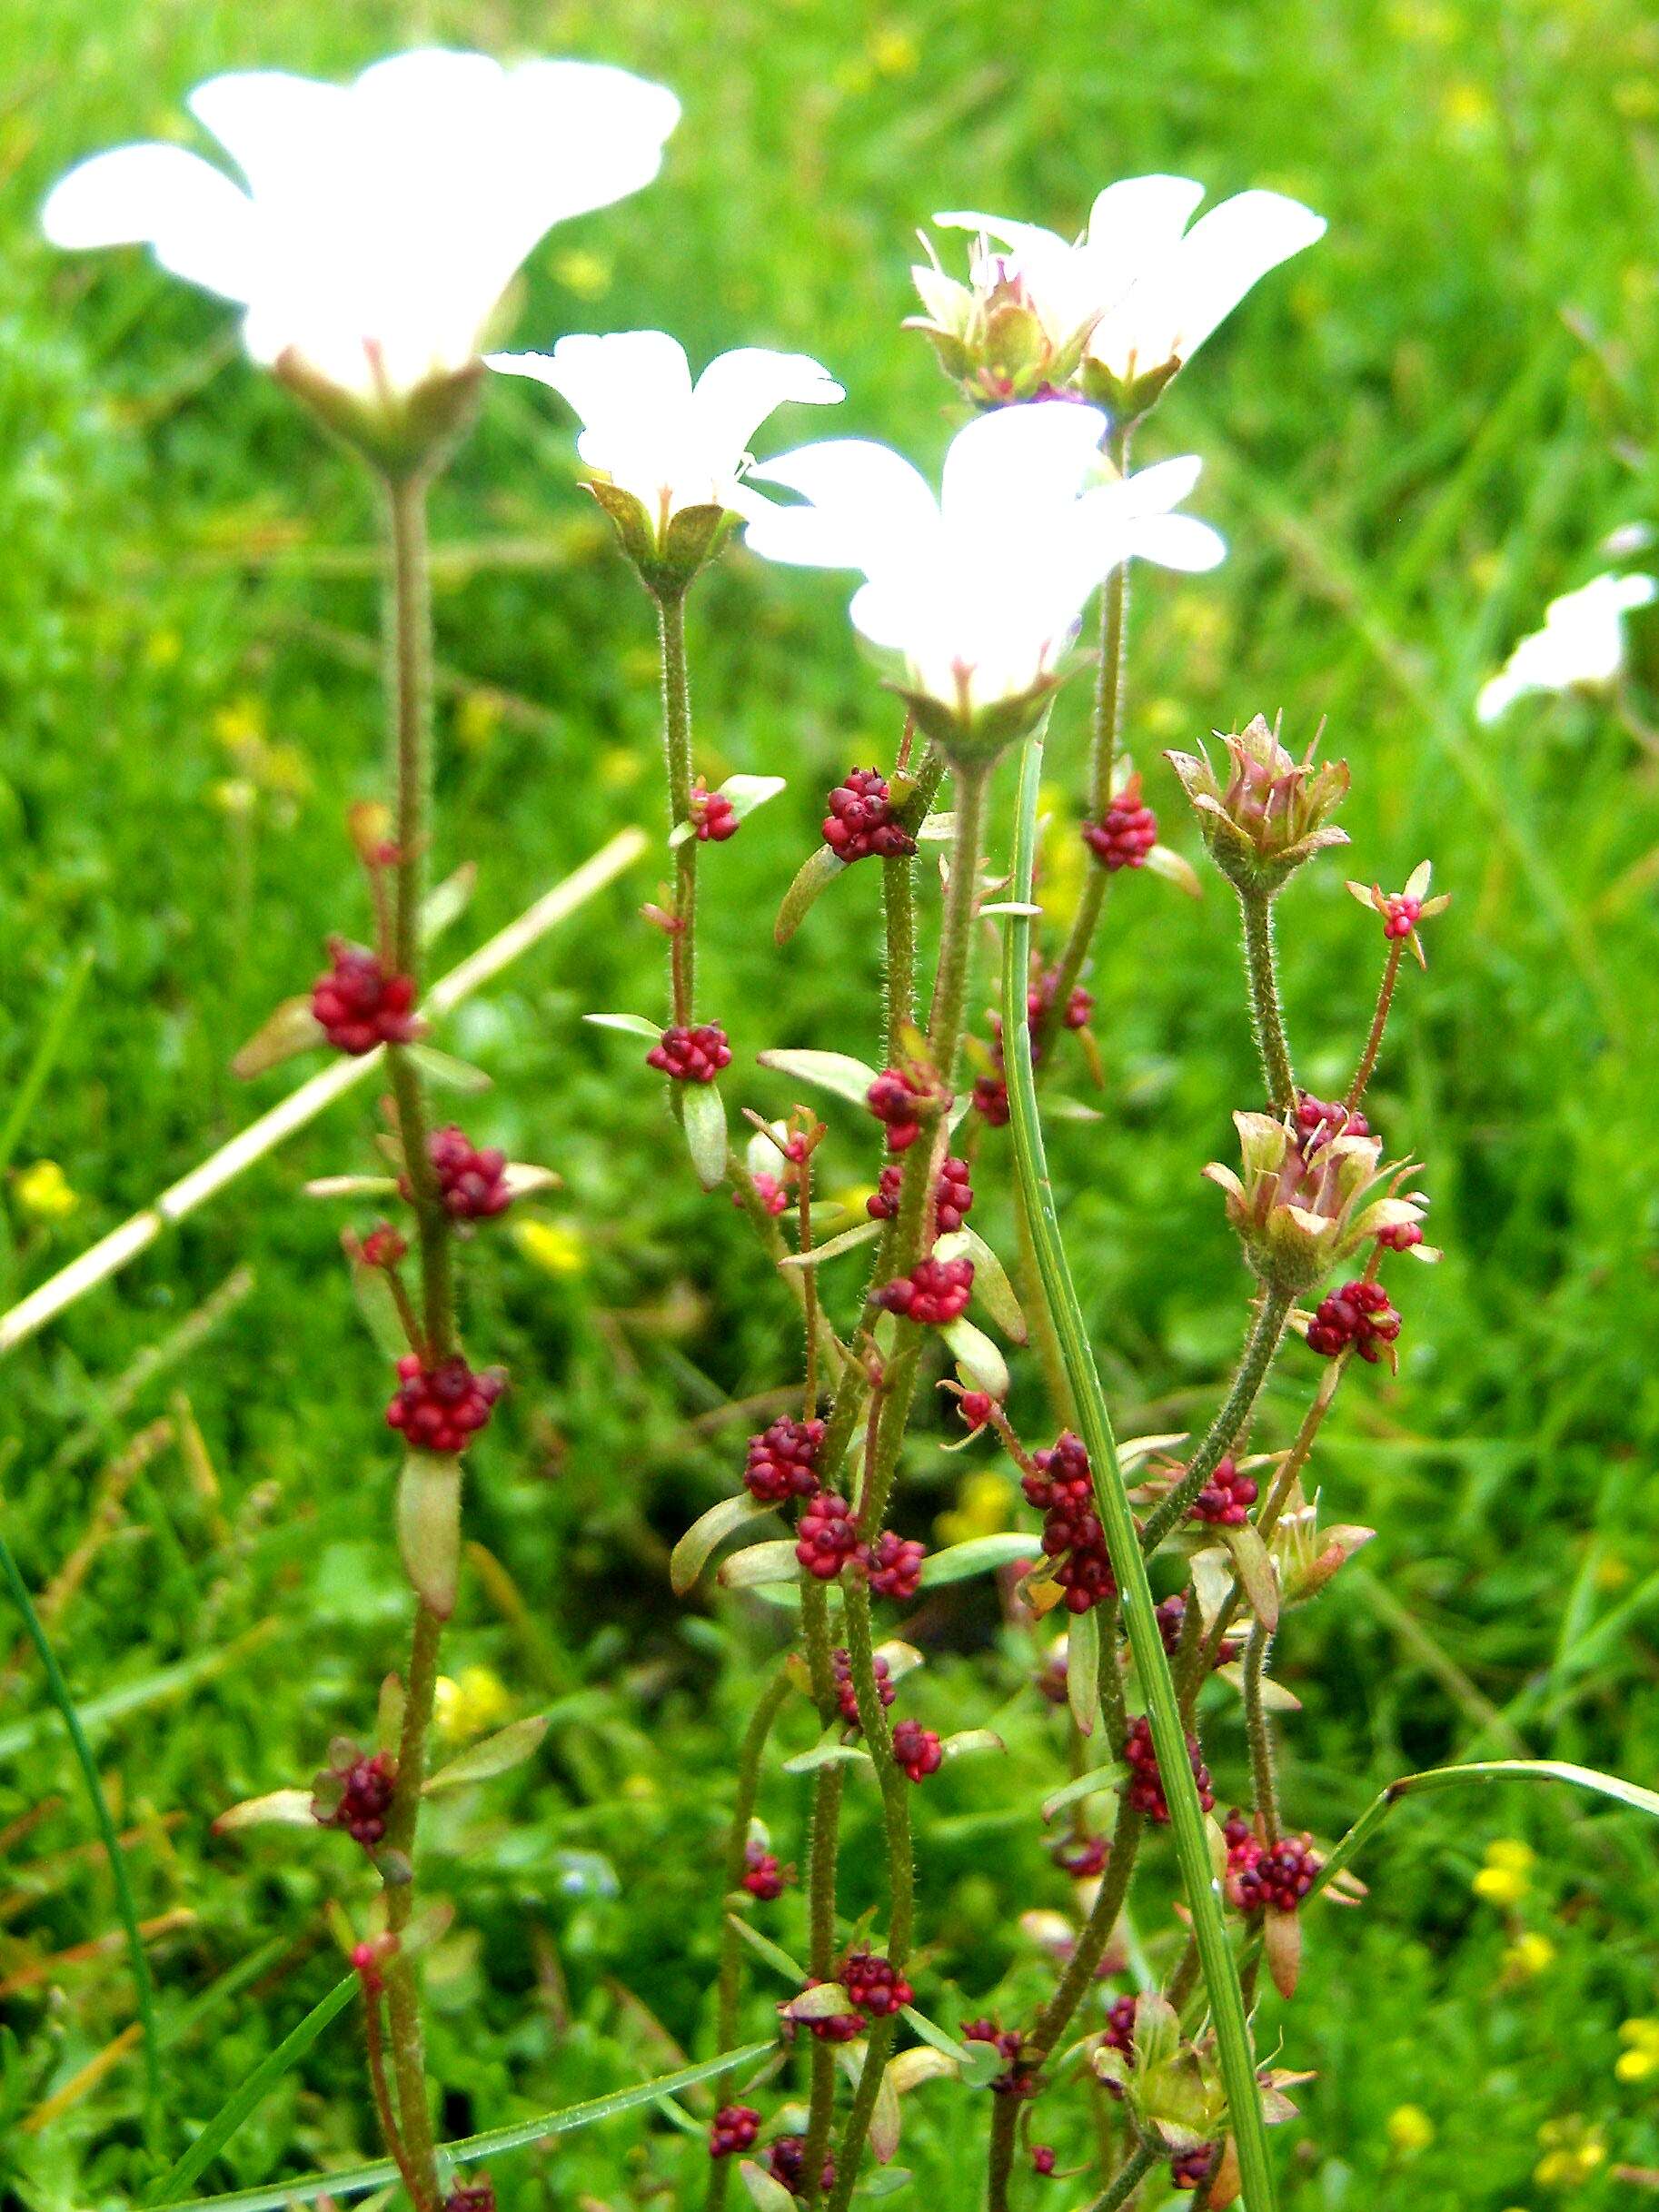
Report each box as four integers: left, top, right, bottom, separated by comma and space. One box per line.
488, 331, 843, 539
932, 176, 1325, 404
744, 402, 1224, 733
1476, 571, 1657, 723
41, 51, 679, 425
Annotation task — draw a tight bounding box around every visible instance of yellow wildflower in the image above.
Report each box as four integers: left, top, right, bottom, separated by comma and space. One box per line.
213, 696, 267, 749
935, 1471, 1017, 1549
433, 1666, 513, 1743
1386, 2105, 1435, 2154
1535, 2117, 1606, 2188
515, 1220, 585, 1277
1616, 2017, 1659, 2082
1473, 1837, 1534, 1906
14, 1159, 78, 1222
869, 25, 919, 74
1502, 1931, 1555, 1981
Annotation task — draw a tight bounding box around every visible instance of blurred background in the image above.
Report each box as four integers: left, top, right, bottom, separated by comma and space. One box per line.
3, 1, 1658, 2206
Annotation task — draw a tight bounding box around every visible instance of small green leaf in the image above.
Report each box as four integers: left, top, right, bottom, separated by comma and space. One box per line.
939, 1227, 1026, 1343
1224, 1522, 1280, 1632
870, 2058, 903, 2163
782, 1981, 857, 2019
775, 845, 847, 946
1041, 1763, 1128, 1824
1067, 1603, 1100, 1740
212, 1789, 316, 1834
940, 1728, 1004, 1761
424, 1713, 548, 1795
419, 862, 477, 946
939, 1316, 1008, 1400
1215, 1663, 1302, 1712
681, 1080, 730, 1191
755, 1046, 879, 1106
915, 812, 956, 842
719, 1539, 802, 1590
739, 2159, 799, 2212
899, 2006, 996, 2088
406, 1044, 492, 1094
727, 1914, 809, 1985
783, 1739, 873, 1777
397, 1453, 462, 1621
349, 1255, 408, 1360
671, 1495, 776, 1596
721, 773, 787, 818
1144, 843, 1204, 898
777, 1218, 883, 1270
305, 1175, 401, 1200
584, 1011, 664, 1040
919, 1533, 1043, 1587
231, 995, 325, 1081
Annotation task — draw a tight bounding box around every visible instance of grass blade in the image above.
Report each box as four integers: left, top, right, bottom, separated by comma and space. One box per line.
0, 1522, 163, 2143
998, 726, 1277, 2212
0, 947, 94, 1180
146, 2039, 778, 2212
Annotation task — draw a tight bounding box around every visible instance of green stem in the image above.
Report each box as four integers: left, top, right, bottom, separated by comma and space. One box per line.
799, 1579, 843, 2212
927, 758, 988, 1080
1240, 892, 1296, 1115
1138, 1292, 1293, 1554
882, 746, 946, 1062
1345, 938, 1403, 1115
0, 1523, 163, 2145
1030, 1797, 1145, 2059
707, 1663, 794, 2212
1242, 1619, 1281, 1842
1082, 2140, 1160, 2212
656, 587, 698, 1026
1000, 725, 1277, 2212
381, 1600, 443, 2212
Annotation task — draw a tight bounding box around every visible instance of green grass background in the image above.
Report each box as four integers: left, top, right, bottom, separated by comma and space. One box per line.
3, 0, 1659, 2206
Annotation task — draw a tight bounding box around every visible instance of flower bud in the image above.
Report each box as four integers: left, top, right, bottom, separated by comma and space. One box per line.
1167, 713, 1350, 895
907, 243, 1098, 407
1203, 1110, 1424, 1298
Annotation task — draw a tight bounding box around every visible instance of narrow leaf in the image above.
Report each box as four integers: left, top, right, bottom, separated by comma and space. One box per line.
869, 2058, 902, 2163
940, 1729, 1004, 1761
782, 1982, 857, 2020
406, 1044, 492, 1095
397, 1453, 462, 1621
739, 2160, 799, 2212
939, 1227, 1026, 1343
348, 1258, 408, 1360
775, 846, 846, 946
939, 1316, 1008, 1400
1214, 1664, 1302, 1713
681, 1080, 730, 1191
1041, 1763, 1128, 1824
1224, 1523, 1280, 1632
419, 862, 477, 947
671, 1495, 776, 1596
1144, 843, 1204, 898
782, 1740, 873, 1777
727, 1914, 809, 1985
423, 1714, 548, 1795
584, 1012, 664, 1040
1067, 1603, 1100, 1740
720, 773, 787, 818
755, 1047, 879, 1106
231, 997, 324, 1081
718, 1540, 801, 1590
919, 1533, 1043, 1587
777, 1219, 883, 1270
213, 1790, 316, 1834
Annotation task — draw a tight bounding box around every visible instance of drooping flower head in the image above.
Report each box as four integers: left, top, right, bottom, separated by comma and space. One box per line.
1167, 712, 1349, 896
490, 332, 841, 587
918, 177, 1325, 419
42, 51, 680, 472
744, 403, 1224, 755
1476, 571, 1656, 723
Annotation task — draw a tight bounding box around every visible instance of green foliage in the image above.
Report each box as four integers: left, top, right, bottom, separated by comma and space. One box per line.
4, 0, 1659, 2207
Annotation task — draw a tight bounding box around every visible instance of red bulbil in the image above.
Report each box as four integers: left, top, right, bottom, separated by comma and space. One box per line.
769, 2137, 836, 2199
417, 1125, 512, 1222
841, 1949, 913, 2017
741, 1841, 791, 1900
647, 1023, 731, 1084
385, 1355, 504, 1454
1028, 970, 1094, 1037
1295, 1090, 1370, 1147
962, 2018, 1036, 2098
1306, 1278, 1402, 1363
891, 1719, 943, 1783
972, 1072, 1010, 1126
832, 1645, 895, 1729
1190, 1454, 1259, 1528
1157, 1592, 1238, 1666
709, 2106, 760, 2159
1054, 1832, 1109, 1878
744, 1416, 825, 1505
1101, 1992, 1138, 2056
312, 937, 420, 1056
793, 1980, 863, 2042
1123, 1715, 1214, 1825
796, 1492, 859, 1580
823, 768, 916, 864
866, 1066, 930, 1153
1382, 893, 1423, 940
1170, 2146, 1217, 2191
934, 1156, 974, 1233
360, 1221, 407, 1270
313, 1748, 396, 1849
1030, 2145, 1058, 2178
742, 1169, 790, 1217
1023, 1432, 1117, 1614
959, 1390, 995, 1432
862, 1531, 925, 1602
1227, 1830, 1320, 1914
690, 779, 739, 842
445, 2185, 495, 2212
1377, 1218, 1423, 1253
1082, 780, 1157, 872
874, 1256, 974, 1326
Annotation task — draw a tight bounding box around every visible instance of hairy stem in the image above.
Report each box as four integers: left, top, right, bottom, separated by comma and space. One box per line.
1240, 891, 1296, 1115
363, 1987, 421, 2207
882, 745, 947, 1061
1243, 1618, 1282, 1842
927, 759, 989, 1080
1139, 1290, 1294, 1554
1083, 2140, 1161, 2212
800, 1578, 843, 2211
1346, 938, 1404, 1115
657, 585, 699, 1026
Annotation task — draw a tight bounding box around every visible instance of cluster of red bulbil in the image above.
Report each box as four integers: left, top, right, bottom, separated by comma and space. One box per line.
416, 1126, 512, 1222
1382, 892, 1423, 940
1082, 779, 1157, 871
796, 1492, 859, 1579
1156, 1592, 1239, 1667
1023, 1432, 1117, 1614
841, 1949, 913, 2017
742, 1840, 790, 1900
823, 768, 916, 864
833, 1646, 895, 1729
1053, 1832, 1109, 1878
385, 1354, 503, 1453
1027, 971, 1094, 1037
709, 2105, 760, 2159
1189, 1453, 1259, 1528
312, 937, 420, 1056
1123, 1715, 1214, 1824
962, 2018, 1036, 2098
867, 1156, 974, 1233
1295, 1090, 1369, 1147
689, 779, 739, 842
743, 1169, 790, 1216
863, 1531, 926, 1601
1030, 2146, 1058, 2178
972, 1072, 1010, 1126
445, 2185, 495, 2212
361, 1221, 408, 1270
1226, 1821, 1321, 1914
1306, 1278, 1402, 1362
866, 1066, 931, 1152
313, 1748, 396, 1849
1170, 2146, 1217, 2192
769, 2138, 835, 2198
646, 1022, 731, 1084
874, 1255, 974, 1325
891, 1718, 943, 1783
794, 1980, 864, 2042
744, 1415, 826, 1504
1377, 1218, 1423, 1253
1101, 1992, 1138, 2056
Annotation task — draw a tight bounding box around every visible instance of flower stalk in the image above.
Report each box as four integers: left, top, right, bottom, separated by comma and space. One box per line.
1240, 890, 1296, 1116
656, 585, 700, 1025
1139, 1288, 1293, 1552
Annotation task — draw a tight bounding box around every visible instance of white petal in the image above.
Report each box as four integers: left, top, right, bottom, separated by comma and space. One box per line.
938, 402, 1108, 534
1159, 188, 1326, 361
745, 439, 940, 571
188, 69, 351, 194
1112, 452, 1205, 518
1081, 174, 1206, 302
41, 143, 255, 302
690, 348, 843, 479
517, 329, 692, 427
1128, 514, 1228, 571
933, 208, 1074, 261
